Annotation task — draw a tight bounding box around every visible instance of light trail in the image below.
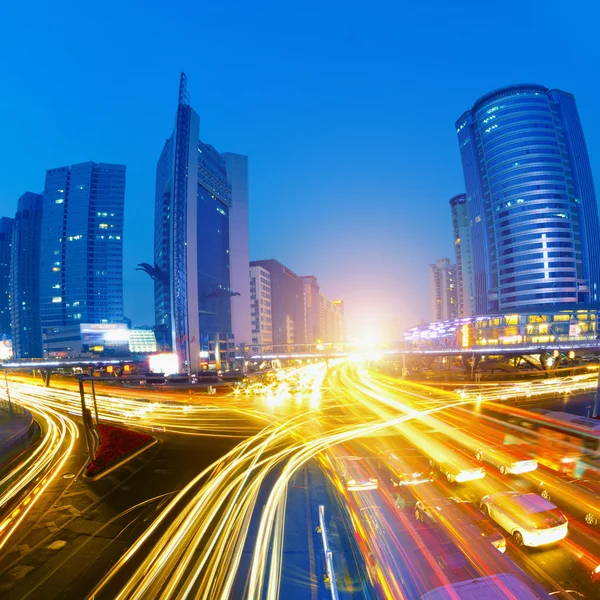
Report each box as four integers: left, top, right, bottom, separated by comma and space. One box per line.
5, 359, 600, 598
0, 390, 78, 553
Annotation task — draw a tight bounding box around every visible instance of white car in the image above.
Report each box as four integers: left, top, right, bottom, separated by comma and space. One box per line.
480, 492, 567, 547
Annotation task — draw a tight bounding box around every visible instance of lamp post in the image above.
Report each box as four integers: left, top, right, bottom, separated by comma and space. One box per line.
78, 377, 96, 460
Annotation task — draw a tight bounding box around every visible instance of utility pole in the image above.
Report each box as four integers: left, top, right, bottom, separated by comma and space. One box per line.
78, 377, 96, 460
90, 378, 99, 425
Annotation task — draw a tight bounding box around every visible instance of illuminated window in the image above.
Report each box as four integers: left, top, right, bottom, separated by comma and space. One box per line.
52, 284, 60, 289
52, 296, 62, 303
99, 223, 108, 229
52, 267, 61, 272
55, 198, 64, 204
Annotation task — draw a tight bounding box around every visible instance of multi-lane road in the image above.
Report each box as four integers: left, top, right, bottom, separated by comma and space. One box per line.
1, 362, 600, 598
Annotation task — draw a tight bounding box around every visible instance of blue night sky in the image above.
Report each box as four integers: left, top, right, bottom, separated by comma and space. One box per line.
1, 1, 599, 340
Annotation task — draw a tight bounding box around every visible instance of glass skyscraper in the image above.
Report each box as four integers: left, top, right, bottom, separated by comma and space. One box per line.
40, 162, 126, 338
11, 193, 43, 358
154, 74, 234, 372
223, 152, 251, 347
0, 217, 14, 339
449, 194, 473, 317
456, 84, 600, 313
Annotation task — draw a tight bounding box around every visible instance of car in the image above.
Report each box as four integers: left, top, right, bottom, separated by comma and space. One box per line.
427, 443, 486, 483
414, 498, 506, 552
422, 573, 549, 600
379, 448, 434, 487
480, 492, 568, 547
534, 472, 600, 527
339, 457, 378, 492
475, 444, 538, 475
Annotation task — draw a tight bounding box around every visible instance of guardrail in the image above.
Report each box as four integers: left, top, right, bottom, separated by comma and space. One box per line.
319, 504, 339, 600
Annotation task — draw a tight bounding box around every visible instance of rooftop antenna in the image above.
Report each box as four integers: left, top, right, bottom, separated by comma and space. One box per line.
178, 72, 190, 107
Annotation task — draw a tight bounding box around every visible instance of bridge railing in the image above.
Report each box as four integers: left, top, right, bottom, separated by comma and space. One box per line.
319, 504, 339, 600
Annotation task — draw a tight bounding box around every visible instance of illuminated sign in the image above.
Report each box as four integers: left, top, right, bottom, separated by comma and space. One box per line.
149, 353, 179, 375
80, 323, 130, 346
461, 324, 470, 348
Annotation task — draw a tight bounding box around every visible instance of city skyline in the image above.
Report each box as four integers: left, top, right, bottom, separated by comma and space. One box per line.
1, 1, 599, 340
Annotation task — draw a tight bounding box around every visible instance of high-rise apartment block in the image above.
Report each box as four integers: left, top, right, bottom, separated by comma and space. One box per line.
302, 276, 320, 343
429, 258, 457, 322
223, 153, 251, 348
40, 162, 125, 345
153, 74, 235, 371
318, 296, 344, 342
250, 259, 305, 348
0, 217, 13, 339
11, 193, 43, 358
456, 84, 600, 313
250, 265, 272, 350
449, 194, 473, 317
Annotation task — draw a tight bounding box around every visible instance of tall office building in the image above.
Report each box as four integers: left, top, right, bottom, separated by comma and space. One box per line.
318, 296, 345, 342
40, 162, 125, 346
301, 275, 320, 343
250, 259, 305, 347
449, 194, 473, 317
456, 84, 600, 313
0, 217, 14, 339
250, 264, 272, 351
429, 258, 457, 322
11, 193, 43, 358
223, 152, 251, 347
154, 74, 234, 372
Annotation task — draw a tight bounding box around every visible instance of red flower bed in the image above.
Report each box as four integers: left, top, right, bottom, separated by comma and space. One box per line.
86, 424, 153, 477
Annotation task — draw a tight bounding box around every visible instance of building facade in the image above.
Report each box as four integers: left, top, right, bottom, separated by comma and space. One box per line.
0, 217, 13, 340
10, 193, 43, 358
301, 275, 320, 344
429, 258, 458, 322
223, 152, 251, 348
456, 84, 600, 314
250, 264, 272, 351
40, 161, 125, 353
154, 74, 234, 372
405, 306, 600, 350
449, 194, 473, 317
318, 296, 345, 343
250, 259, 305, 348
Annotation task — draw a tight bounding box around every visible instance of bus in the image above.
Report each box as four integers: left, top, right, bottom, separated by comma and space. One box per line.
481, 405, 600, 477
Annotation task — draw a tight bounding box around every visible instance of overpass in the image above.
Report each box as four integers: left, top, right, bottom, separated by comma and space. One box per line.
248, 338, 600, 371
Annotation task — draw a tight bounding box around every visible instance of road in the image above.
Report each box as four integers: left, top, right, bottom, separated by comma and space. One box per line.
1, 362, 600, 598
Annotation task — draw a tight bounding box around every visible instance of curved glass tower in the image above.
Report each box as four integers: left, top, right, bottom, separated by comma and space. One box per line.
456, 84, 600, 313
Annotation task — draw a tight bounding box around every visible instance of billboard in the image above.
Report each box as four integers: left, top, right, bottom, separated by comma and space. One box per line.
80, 323, 130, 348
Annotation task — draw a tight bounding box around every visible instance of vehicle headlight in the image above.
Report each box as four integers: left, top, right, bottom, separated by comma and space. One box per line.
594, 565, 600, 574
348, 479, 356, 485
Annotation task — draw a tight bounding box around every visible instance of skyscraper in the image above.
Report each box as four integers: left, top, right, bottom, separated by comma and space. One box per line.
0, 217, 14, 339
153, 74, 233, 372
449, 194, 473, 317
250, 264, 272, 351
223, 153, 251, 348
11, 193, 43, 358
456, 84, 600, 313
301, 275, 320, 343
429, 258, 457, 322
250, 259, 305, 348
40, 162, 126, 339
